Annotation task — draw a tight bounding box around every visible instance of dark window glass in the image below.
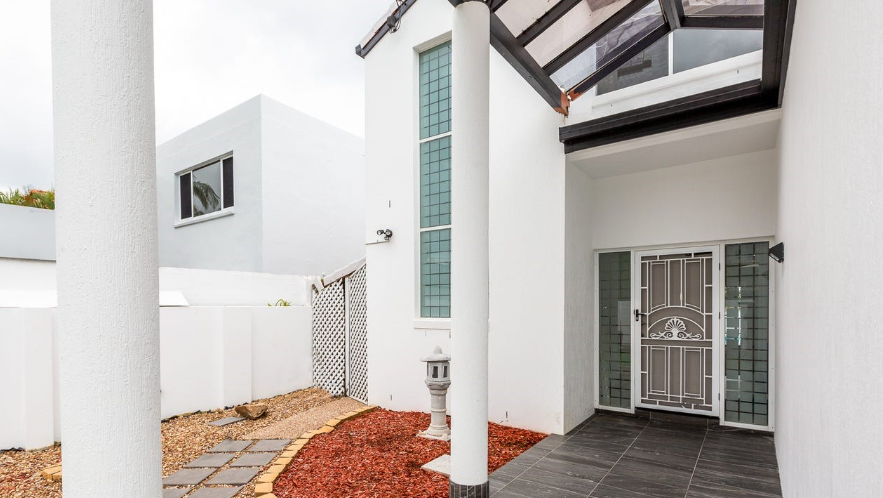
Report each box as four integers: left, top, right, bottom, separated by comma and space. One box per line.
191, 161, 222, 217
598, 252, 632, 409
223, 157, 234, 208
179, 172, 192, 219
673, 29, 763, 73
597, 35, 669, 96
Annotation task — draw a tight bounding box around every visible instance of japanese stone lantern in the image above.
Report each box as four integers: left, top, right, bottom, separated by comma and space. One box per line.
419, 345, 451, 441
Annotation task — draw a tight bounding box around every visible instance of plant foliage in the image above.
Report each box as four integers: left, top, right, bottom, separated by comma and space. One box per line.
0, 187, 55, 210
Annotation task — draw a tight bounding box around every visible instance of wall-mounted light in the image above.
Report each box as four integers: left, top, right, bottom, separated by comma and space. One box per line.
376, 229, 393, 241
769, 242, 784, 263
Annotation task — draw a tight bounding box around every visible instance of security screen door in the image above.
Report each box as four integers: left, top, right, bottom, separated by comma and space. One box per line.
635, 247, 719, 415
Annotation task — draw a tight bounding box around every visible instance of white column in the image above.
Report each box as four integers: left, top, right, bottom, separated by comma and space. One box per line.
51, 1, 162, 496
450, 1, 491, 495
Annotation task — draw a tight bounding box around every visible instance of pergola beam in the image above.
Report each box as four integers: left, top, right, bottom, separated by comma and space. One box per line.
761, 0, 797, 104
660, 0, 683, 30
517, 0, 582, 46
681, 15, 764, 29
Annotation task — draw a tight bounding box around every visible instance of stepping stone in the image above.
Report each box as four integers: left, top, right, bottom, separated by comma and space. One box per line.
230, 452, 276, 467
185, 452, 237, 468
206, 439, 252, 453
163, 489, 190, 498
187, 487, 243, 498
162, 468, 215, 486
422, 454, 451, 476
205, 467, 261, 486
248, 439, 291, 452
208, 417, 245, 427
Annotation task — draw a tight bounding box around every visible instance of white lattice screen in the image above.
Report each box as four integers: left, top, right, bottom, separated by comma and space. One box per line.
346, 265, 369, 402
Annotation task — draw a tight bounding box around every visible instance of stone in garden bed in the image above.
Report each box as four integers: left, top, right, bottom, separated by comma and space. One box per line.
235, 403, 268, 420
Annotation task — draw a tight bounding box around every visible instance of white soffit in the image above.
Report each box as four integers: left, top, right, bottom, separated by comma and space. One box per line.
567, 108, 781, 179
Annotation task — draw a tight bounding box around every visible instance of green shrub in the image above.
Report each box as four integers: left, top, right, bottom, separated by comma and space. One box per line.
0, 187, 55, 210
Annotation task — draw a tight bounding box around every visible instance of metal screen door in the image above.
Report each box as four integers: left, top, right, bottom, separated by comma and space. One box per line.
634, 247, 719, 415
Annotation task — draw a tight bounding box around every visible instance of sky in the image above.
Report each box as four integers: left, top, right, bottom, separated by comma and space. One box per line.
0, 0, 393, 191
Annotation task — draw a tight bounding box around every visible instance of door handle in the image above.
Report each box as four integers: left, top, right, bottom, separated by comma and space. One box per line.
634, 309, 647, 322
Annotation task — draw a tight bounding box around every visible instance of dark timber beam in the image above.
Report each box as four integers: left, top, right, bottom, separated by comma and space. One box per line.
660, 0, 683, 30
544, 0, 653, 76
560, 80, 776, 152
681, 15, 764, 29
761, 0, 797, 105
569, 24, 671, 99
489, 12, 568, 113
355, 0, 418, 58
517, 0, 582, 46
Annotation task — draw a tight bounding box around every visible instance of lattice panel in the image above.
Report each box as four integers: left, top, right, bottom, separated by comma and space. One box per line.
346, 265, 369, 403
312, 279, 346, 396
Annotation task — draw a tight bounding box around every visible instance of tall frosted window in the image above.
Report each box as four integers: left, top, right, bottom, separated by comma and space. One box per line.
724, 242, 771, 426
419, 42, 452, 318
598, 252, 632, 409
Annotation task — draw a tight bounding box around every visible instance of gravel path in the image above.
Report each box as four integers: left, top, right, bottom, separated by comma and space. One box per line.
243, 397, 366, 441
0, 387, 337, 498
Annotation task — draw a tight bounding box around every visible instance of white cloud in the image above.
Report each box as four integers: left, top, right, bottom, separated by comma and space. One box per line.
0, 0, 392, 189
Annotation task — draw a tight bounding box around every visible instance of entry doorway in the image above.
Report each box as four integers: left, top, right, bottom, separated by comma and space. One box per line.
633, 247, 720, 416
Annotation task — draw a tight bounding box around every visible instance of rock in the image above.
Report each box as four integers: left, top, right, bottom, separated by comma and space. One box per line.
235, 403, 267, 420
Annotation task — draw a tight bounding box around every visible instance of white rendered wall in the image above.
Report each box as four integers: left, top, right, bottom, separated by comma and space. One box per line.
774, 1, 883, 496
259, 96, 366, 276
363, 0, 570, 435
0, 204, 56, 261
590, 149, 778, 250
0, 305, 312, 449
157, 96, 265, 272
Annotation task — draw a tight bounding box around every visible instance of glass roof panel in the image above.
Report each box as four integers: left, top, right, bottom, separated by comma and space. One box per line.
496, 0, 564, 38
550, 0, 664, 90
525, 0, 637, 68
682, 0, 764, 16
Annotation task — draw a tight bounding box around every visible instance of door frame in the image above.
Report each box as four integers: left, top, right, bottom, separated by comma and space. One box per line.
632, 245, 720, 417
592, 238, 776, 431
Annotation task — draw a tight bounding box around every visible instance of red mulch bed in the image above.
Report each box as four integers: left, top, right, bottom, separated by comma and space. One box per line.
274, 409, 546, 498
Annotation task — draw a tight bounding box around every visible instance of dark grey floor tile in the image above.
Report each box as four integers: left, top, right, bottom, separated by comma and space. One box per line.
692, 469, 783, 496
622, 446, 698, 473
611, 456, 694, 488
184, 452, 237, 468
590, 483, 655, 498
162, 489, 190, 498
206, 440, 252, 453
493, 462, 530, 482
207, 416, 244, 427
205, 467, 261, 485
187, 487, 244, 498
559, 435, 632, 455
491, 488, 536, 498
629, 438, 703, 459
694, 458, 781, 482
544, 446, 619, 472
517, 467, 600, 494
535, 434, 568, 450
686, 477, 781, 498
162, 468, 215, 486
600, 472, 686, 498
501, 477, 588, 498
509, 448, 549, 466
248, 439, 290, 452
569, 431, 639, 448
230, 452, 276, 467
532, 456, 610, 482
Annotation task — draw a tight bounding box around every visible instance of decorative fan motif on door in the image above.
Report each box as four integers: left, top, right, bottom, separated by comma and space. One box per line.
649, 318, 703, 340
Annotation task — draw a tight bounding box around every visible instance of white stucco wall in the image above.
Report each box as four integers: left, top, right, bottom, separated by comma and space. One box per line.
363, 0, 571, 435
259, 96, 366, 276
590, 149, 778, 250
774, 1, 883, 496
0, 305, 312, 450
157, 96, 265, 272
0, 204, 56, 261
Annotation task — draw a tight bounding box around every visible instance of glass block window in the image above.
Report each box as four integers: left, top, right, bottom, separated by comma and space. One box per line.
724, 242, 771, 426
419, 42, 452, 139
420, 137, 452, 228
420, 229, 451, 318
598, 252, 632, 409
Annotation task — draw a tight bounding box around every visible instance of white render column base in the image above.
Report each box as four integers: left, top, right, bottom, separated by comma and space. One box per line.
449, 0, 491, 494
51, 0, 162, 496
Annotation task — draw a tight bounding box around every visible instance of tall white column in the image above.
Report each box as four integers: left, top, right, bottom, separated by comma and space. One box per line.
449, 1, 491, 496
51, 1, 162, 496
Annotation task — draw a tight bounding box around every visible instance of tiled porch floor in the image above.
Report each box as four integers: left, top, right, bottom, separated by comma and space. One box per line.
490, 411, 782, 498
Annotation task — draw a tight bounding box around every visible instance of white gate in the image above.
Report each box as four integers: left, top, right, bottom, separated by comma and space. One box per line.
311, 261, 368, 401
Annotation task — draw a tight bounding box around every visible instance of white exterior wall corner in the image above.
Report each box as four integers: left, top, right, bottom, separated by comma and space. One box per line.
563, 164, 594, 432
363, 0, 569, 435
258, 95, 366, 276
156, 96, 265, 273
0, 205, 56, 261
775, 1, 883, 497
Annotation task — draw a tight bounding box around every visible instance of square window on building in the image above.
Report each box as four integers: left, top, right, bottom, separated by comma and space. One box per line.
179, 156, 234, 220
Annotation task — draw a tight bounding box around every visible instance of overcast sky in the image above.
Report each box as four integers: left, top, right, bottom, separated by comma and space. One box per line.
0, 0, 392, 191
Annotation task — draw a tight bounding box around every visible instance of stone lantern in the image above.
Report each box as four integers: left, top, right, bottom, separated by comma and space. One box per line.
419, 346, 451, 441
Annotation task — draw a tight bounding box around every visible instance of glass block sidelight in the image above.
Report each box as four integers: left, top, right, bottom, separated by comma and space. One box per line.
420, 137, 452, 228
420, 228, 451, 318
598, 252, 632, 409
419, 42, 452, 139
724, 242, 771, 426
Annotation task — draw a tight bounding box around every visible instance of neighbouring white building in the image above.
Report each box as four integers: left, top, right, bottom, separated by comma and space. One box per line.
157, 95, 366, 275
356, 0, 882, 496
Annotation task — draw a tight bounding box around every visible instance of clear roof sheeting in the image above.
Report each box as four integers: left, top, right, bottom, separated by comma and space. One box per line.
496, 0, 565, 39
682, 0, 764, 16
549, 1, 663, 90
524, 0, 634, 67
